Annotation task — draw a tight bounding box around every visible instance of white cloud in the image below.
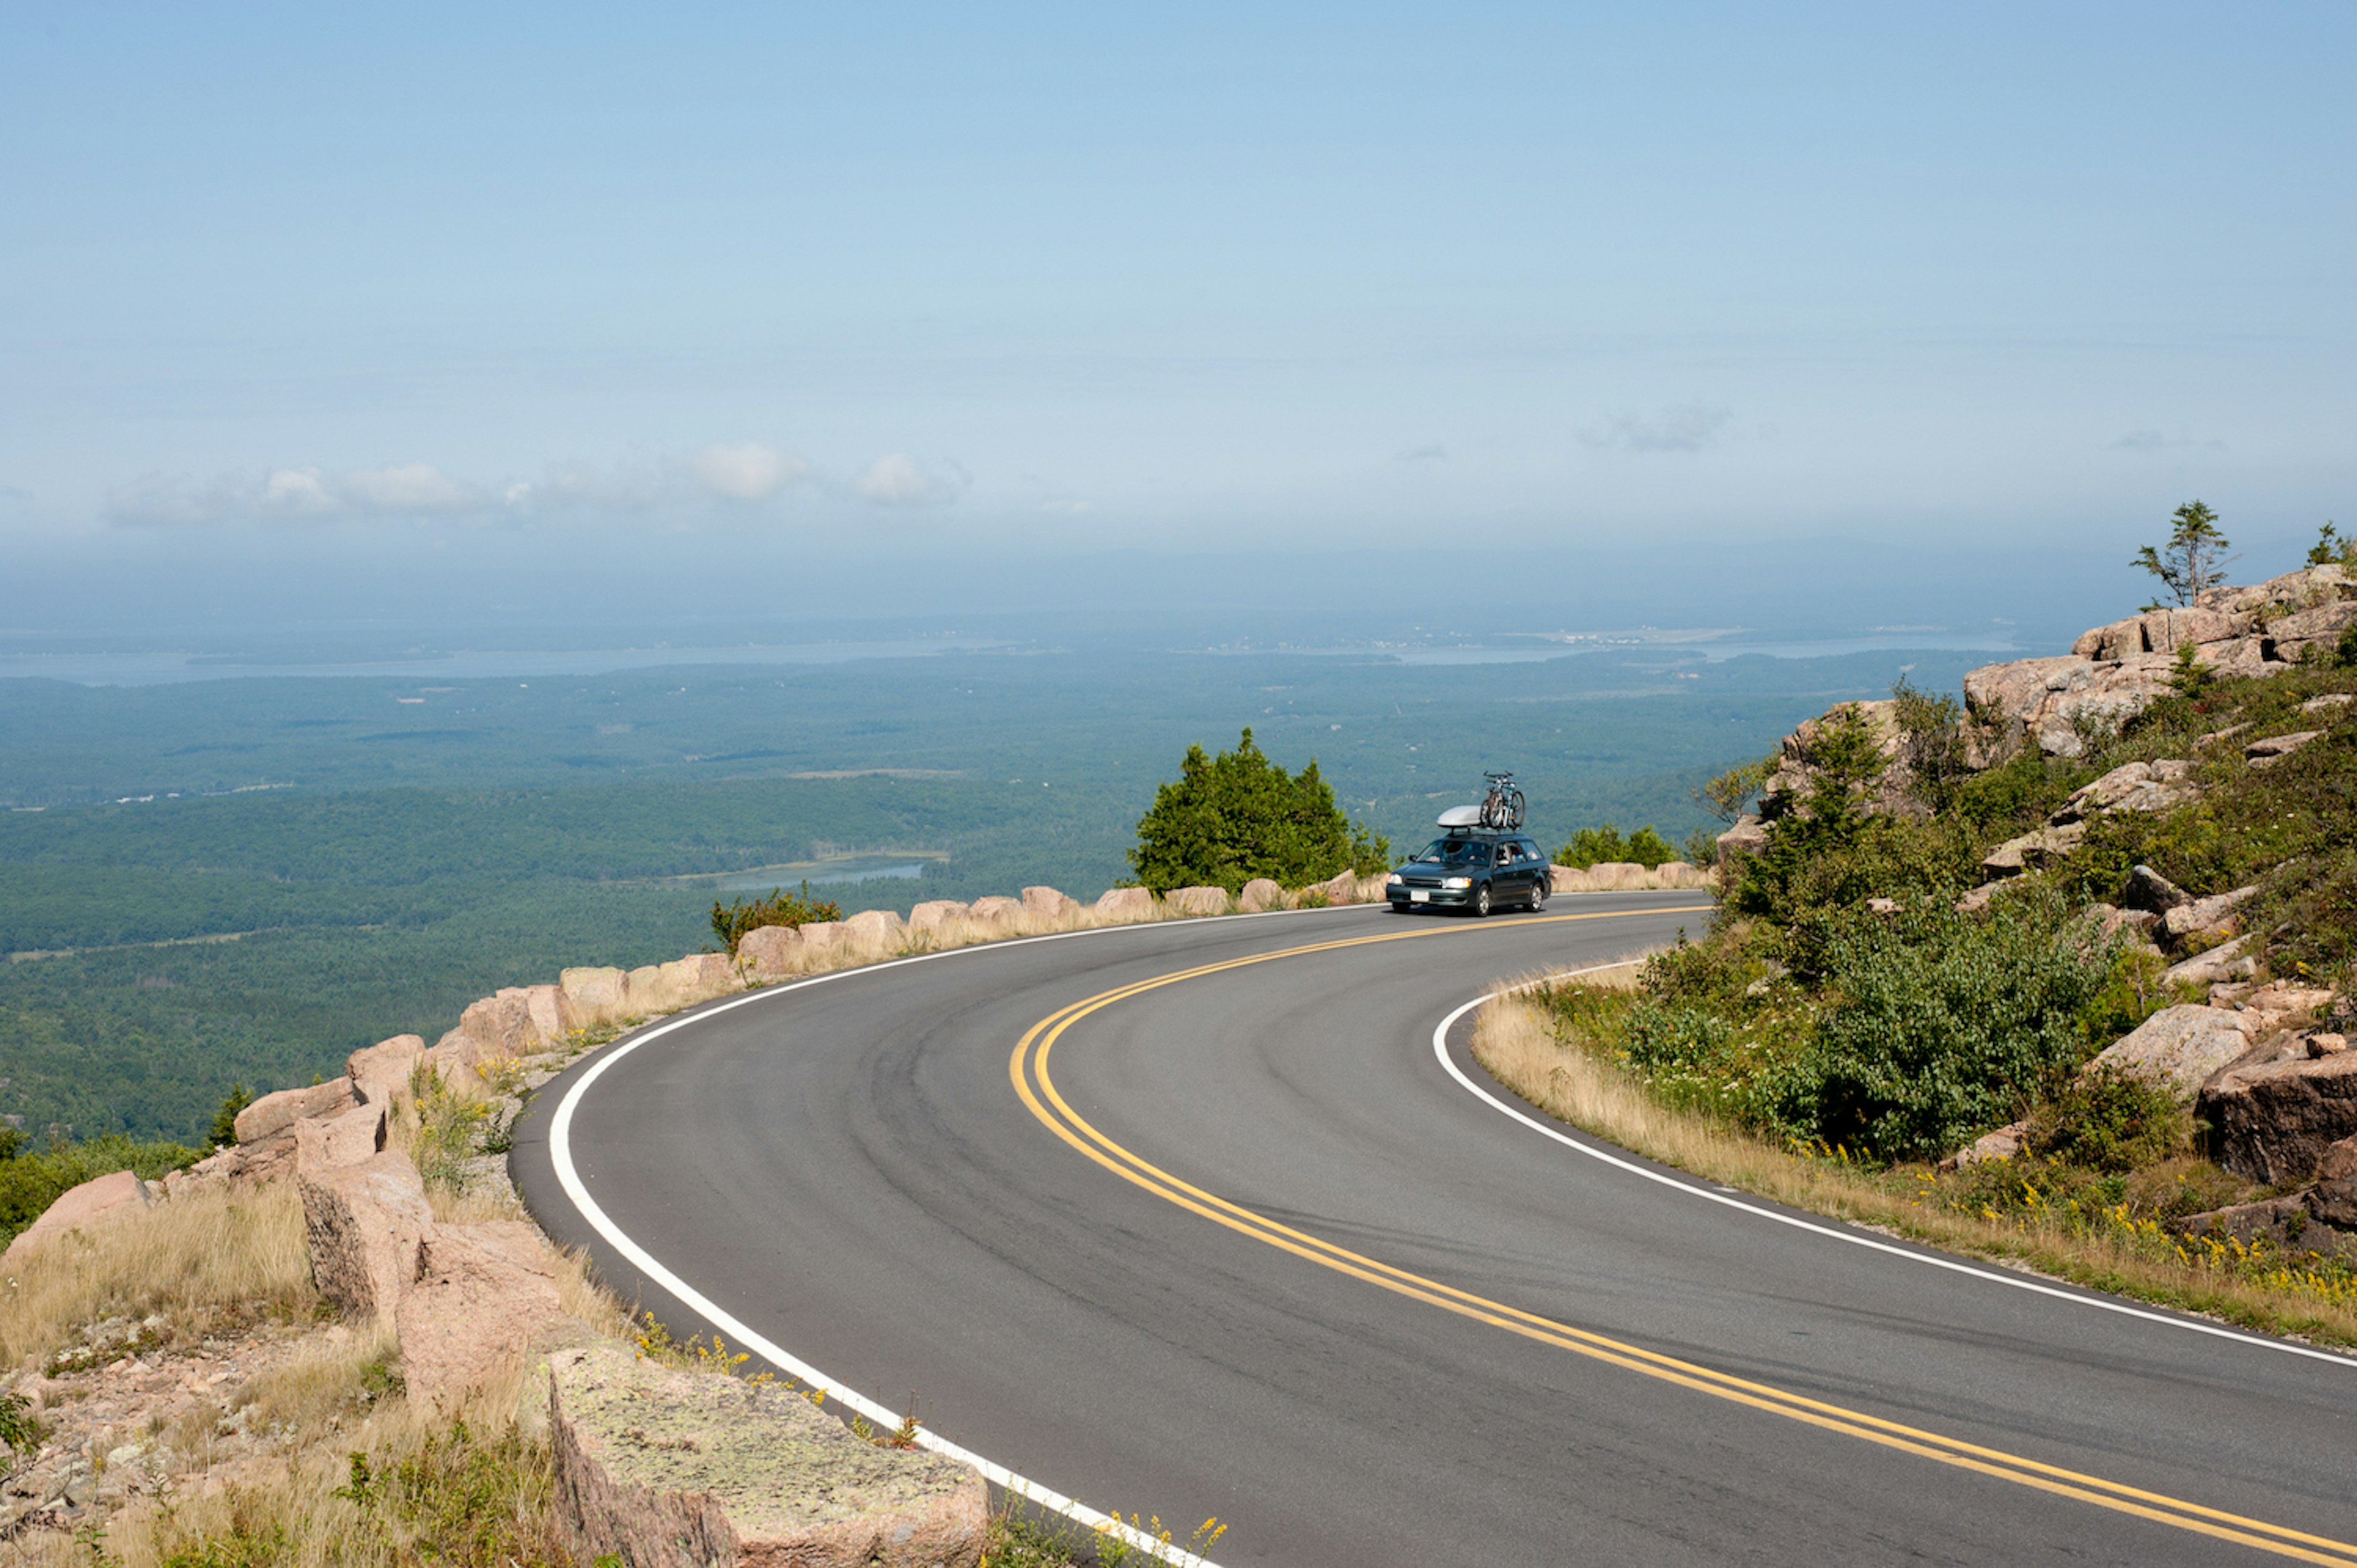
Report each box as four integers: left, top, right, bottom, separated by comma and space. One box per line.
102, 439, 935, 527
857, 453, 967, 507
689, 442, 808, 502
258, 468, 339, 517
1399, 444, 1448, 462
343, 462, 474, 512
1580, 403, 1735, 454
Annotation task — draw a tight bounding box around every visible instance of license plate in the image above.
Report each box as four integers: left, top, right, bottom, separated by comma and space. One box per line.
1410, 890, 1430, 903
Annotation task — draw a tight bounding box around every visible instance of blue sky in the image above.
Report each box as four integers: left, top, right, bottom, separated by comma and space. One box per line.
2, 4, 2350, 612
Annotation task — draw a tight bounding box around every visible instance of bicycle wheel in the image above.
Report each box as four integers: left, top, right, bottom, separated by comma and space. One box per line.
1506, 789, 1525, 830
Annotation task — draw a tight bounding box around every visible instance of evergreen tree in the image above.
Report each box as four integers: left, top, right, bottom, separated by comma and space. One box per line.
1129, 728, 1388, 893
2133, 500, 2236, 606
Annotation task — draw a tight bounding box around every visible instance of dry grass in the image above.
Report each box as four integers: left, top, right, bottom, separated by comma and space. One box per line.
1472, 989, 2357, 1348
86, 1218, 629, 1568
0, 1182, 316, 1371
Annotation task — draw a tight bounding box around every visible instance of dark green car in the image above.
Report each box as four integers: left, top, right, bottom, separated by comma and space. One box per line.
1385, 830, 1549, 917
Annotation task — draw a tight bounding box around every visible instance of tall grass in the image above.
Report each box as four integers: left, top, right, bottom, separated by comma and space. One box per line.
0, 1181, 315, 1369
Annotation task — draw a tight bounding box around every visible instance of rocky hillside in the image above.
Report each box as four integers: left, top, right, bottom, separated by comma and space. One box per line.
1705, 558, 2357, 1265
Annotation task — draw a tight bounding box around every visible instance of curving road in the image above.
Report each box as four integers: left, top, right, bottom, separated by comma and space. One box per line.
513, 897, 2357, 1566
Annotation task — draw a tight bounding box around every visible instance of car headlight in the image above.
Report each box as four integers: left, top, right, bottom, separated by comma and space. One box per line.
1387, 872, 1402, 885
1442, 876, 1472, 890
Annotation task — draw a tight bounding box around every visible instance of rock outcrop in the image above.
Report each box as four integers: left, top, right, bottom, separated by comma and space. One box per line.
1163, 886, 1230, 916
2086, 1006, 2253, 1097
966, 895, 1025, 927
1550, 861, 1714, 892
1094, 886, 1155, 919
234, 1078, 360, 1145
348, 1034, 427, 1105
2246, 730, 2323, 767
1021, 886, 1080, 921
1962, 565, 2351, 762
0, 1170, 152, 1272
398, 1221, 568, 1407
737, 923, 803, 976
1755, 700, 1911, 821
2178, 1135, 2357, 1258
297, 1149, 434, 1320
2159, 886, 2259, 953
1714, 815, 1769, 863
1238, 878, 1284, 912
560, 967, 634, 1028
548, 1343, 987, 1568
905, 900, 969, 935
2198, 1050, 2357, 1186
292, 1101, 387, 1176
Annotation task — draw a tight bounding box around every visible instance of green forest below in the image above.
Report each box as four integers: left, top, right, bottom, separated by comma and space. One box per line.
0, 644, 1986, 1141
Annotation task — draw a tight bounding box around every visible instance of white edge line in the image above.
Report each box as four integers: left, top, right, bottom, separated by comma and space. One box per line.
1433, 970, 2357, 1369
543, 905, 1393, 1567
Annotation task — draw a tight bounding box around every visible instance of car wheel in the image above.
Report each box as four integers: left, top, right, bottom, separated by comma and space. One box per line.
1473, 883, 1492, 918
1530, 880, 1548, 912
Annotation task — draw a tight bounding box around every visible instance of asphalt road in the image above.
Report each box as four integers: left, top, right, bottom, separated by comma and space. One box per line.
513, 896, 2357, 1566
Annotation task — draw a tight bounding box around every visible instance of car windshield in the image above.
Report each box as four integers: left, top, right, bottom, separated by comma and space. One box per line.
1412, 838, 1491, 865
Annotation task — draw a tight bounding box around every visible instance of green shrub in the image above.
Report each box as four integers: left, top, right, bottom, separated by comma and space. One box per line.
1557, 824, 1674, 869
1768, 893, 2119, 1162
2021, 1069, 2189, 1173
710, 882, 843, 954
1949, 744, 2083, 835
1129, 728, 1387, 894
1556, 825, 1624, 868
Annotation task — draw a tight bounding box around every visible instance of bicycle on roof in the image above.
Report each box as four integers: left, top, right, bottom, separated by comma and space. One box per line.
1479, 771, 1525, 831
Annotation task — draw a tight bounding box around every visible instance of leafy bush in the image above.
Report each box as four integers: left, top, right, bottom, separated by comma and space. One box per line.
1949, 744, 2083, 835
1740, 817, 1980, 967
710, 882, 843, 954
1556, 824, 1674, 868
1768, 894, 2119, 1161
1890, 676, 1969, 808
1129, 728, 1388, 894
2021, 1069, 2188, 1173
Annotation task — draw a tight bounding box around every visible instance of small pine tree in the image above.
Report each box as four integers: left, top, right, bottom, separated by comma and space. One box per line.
2169, 639, 2211, 698
209, 1084, 252, 1148
2132, 500, 2237, 607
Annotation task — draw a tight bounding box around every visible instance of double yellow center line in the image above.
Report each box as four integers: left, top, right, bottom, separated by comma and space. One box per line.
1008, 914, 2357, 1564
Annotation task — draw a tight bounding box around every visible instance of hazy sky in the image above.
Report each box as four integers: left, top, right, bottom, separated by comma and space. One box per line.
4, 4, 2350, 599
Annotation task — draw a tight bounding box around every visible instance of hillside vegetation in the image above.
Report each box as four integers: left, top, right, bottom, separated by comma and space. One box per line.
1496, 549, 2357, 1336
